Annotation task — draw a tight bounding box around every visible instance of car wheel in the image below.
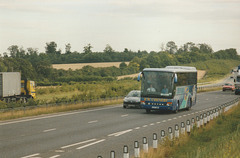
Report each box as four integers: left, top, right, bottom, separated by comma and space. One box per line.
174, 102, 179, 113
146, 109, 151, 113
187, 99, 192, 111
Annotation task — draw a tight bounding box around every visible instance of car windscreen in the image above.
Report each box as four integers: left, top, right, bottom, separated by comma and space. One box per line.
127, 91, 140, 97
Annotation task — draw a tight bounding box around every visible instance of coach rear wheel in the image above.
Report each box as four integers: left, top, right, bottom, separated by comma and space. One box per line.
146, 109, 151, 113
187, 99, 192, 111
174, 102, 179, 113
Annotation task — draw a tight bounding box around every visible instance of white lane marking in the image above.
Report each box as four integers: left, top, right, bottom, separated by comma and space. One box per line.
0, 106, 120, 126
43, 128, 56, 133
61, 139, 96, 149
191, 113, 195, 115
49, 155, 60, 158
150, 123, 154, 126
21, 153, 40, 158
121, 114, 129, 117
108, 129, 133, 137
142, 125, 148, 128
77, 139, 106, 150
162, 120, 166, 122
178, 116, 182, 118
195, 112, 199, 114
135, 127, 140, 130
156, 121, 161, 124
206, 99, 209, 101
88, 120, 98, 124
183, 115, 187, 117
168, 119, 172, 121
173, 117, 177, 120
187, 114, 191, 116
55, 150, 64, 153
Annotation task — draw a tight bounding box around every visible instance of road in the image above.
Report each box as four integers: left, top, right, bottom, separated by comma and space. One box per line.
0, 89, 239, 158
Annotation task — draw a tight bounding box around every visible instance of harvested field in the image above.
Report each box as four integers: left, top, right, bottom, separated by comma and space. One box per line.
52, 62, 130, 70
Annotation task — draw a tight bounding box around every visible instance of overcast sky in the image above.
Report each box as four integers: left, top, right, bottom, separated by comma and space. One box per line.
0, 0, 240, 55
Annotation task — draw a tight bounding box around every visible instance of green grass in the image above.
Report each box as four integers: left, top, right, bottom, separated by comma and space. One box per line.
142, 102, 240, 158
36, 80, 140, 104
172, 103, 240, 158
186, 59, 239, 83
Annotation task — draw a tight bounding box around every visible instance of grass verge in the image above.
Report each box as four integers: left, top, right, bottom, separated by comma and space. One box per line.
0, 98, 123, 121
141, 102, 240, 158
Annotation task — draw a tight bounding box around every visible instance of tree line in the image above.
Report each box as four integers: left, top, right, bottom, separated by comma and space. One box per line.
0, 41, 239, 85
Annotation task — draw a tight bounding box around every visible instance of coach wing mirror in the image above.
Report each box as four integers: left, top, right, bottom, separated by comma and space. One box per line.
174, 74, 178, 83
137, 72, 142, 82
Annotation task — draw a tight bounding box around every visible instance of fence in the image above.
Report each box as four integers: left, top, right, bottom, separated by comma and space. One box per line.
97, 97, 240, 158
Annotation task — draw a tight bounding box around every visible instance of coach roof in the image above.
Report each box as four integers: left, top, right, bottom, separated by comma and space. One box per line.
143, 66, 197, 73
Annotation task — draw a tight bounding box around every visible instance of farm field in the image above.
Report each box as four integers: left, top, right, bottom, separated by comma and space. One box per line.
52, 62, 130, 70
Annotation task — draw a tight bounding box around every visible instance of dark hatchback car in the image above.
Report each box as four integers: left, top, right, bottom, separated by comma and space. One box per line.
123, 90, 141, 108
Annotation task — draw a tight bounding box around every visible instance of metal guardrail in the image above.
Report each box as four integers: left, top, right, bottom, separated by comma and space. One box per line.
97, 97, 240, 158
197, 83, 222, 91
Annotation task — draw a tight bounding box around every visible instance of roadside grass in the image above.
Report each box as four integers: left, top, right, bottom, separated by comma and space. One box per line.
141, 102, 240, 158
186, 59, 238, 83
36, 80, 140, 103
0, 98, 123, 121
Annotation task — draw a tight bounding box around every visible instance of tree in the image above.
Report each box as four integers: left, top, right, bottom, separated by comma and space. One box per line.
83, 44, 93, 54
198, 43, 213, 54
65, 43, 71, 54
166, 41, 178, 54
34, 60, 52, 79
103, 44, 114, 54
183, 42, 196, 52
26, 48, 38, 56
119, 62, 127, 69
7, 45, 25, 58
45, 41, 60, 55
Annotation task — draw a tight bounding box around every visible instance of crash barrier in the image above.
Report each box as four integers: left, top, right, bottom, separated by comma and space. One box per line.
197, 83, 222, 91
0, 96, 124, 113
97, 97, 239, 158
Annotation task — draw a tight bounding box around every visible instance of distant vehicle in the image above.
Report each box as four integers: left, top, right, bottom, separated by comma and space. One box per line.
222, 83, 235, 92
234, 72, 240, 95
138, 66, 197, 113
123, 90, 141, 108
0, 72, 36, 103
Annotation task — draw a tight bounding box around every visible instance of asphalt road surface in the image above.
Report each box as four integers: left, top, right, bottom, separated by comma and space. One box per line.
1, 89, 239, 158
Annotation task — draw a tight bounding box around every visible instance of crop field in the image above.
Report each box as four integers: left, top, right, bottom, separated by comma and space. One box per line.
52, 62, 130, 70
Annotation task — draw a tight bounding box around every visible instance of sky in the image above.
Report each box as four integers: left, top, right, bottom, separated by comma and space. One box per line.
0, 0, 240, 55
